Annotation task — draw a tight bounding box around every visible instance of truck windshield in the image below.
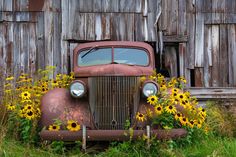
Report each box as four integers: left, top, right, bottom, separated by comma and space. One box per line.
78, 47, 149, 67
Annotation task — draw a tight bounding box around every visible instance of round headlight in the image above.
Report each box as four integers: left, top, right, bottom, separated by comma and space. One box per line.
142, 82, 158, 97
70, 81, 86, 98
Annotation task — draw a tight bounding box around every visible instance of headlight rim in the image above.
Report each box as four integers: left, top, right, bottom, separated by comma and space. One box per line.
69, 80, 87, 98
142, 81, 158, 97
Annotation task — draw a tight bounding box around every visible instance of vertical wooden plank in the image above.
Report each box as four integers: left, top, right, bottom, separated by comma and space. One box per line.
159, 0, 167, 31
195, 68, 204, 87
53, 12, 61, 73
167, 0, 178, 35
6, 23, 14, 74
203, 0, 212, 24
29, 23, 36, 76
119, 0, 135, 12
86, 13, 95, 40
211, 25, 220, 87
147, 12, 156, 41
135, 0, 142, 13
219, 24, 228, 86
93, 0, 101, 12
203, 25, 212, 87
35, 12, 45, 70
179, 43, 186, 77
164, 46, 178, 77
95, 13, 102, 40
20, 23, 29, 73
101, 13, 111, 40
178, 0, 187, 35
61, 0, 69, 73
134, 14, 144, 41
125, 13, 134, 41
68, 0, 79, 39
195, 0, 204, 67
13, 23, 20, 77
228, 24, 236, 86
212, 0, 225, 24
101, 0, 119, 12
79, 0, 93, 12
72, 13, 86, 40
186, 0, 195, 69
3, 0, 13, 11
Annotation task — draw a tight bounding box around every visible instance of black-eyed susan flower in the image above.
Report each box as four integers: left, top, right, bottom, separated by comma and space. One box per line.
6, 104, 16, 111
67, 120, 81, 131
154, 104, 163, 115
135, 112, 146, 122
188, 120, 195, 128
177, 93, 185, 100
49, 124, 60, 131
171, 88, 179, 94
180, 117, 188, 126
24, 110, 35, 120
21, 91, 31, 99
147, 95, 158, 105
24, 104, 33, 111
178, 76, 187, 84
165, 105, 177, 114
174, 112, 182, 120
146, 108, 153, 118
160, 84, 167, 91
6, 76, 14, 81
35, 108, 41, 117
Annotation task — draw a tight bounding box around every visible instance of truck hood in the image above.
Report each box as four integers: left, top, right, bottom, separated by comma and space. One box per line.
74, 64, 154, 77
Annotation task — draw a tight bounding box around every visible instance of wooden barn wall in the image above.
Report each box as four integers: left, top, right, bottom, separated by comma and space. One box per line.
1, 0, 236, 99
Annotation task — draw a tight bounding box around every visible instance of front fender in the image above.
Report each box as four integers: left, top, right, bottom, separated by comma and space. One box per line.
40, 88, 95, 129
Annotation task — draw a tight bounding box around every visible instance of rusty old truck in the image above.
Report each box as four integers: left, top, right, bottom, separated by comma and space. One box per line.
39, 41, 186, 142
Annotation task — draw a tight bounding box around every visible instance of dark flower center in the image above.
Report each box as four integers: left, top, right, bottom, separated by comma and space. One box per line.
183, 118, 186, 121
174, 93, 177, 96
27, 111, 33, 116
24, 93, 28, 96
139, 114, 143, 117
169, 106, 173, 109
182, 101, 186, 105
177, 113, 181, 117
190, 121, 194, 125
157, 107, 161, 111
180, 95, 183, 99
151, 98, 155, 101
202, 109, 205, 112
28, 106, 32, 109
53, 126, 57, 129
71, 122, 77, 128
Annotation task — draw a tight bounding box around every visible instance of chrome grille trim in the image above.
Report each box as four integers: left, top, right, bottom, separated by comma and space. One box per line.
89, 76, 140, 130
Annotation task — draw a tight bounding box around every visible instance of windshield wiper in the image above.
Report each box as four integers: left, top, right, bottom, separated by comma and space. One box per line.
81, 46, 98, 58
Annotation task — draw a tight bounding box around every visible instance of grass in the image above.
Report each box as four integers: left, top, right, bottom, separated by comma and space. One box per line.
0, 134, 236, 157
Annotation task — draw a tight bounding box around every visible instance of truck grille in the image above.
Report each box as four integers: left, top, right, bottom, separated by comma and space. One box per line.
89, 76, 140, 130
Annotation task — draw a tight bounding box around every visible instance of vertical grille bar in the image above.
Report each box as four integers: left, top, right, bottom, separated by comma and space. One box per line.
89, 76, 140, 130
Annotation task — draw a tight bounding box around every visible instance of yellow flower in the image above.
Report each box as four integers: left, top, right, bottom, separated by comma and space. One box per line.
21, 91, 31, 99
24, 109, 35, 120
180, 117, 188, 126
52, 80, 59, 87
7, 104, 16, 111
178, 76, 187, 84
18, 109, 25, 118
160, 84, 167, 91
146, 108, 153, 118
174, 112, 182, 120
6, 76, 14, 81
140, 76, 146, 82
154, 104, 163, 115
147, 95, 158, 105
49, 124, 60, 131
67, 120, 81, 131
188, 120, 195, 128
195, 120, 202, 128
198, 107, 207, 117
171, 88, 179, 94
177, 93, 185, 101
165, 105, 177, 114
24, 104, 33, 111
35, 108, 41, 117
4, 83, 11, 87
135, 112, 146, 122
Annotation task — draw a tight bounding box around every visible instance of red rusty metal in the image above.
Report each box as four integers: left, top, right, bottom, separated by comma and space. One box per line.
40, 129, 187, 141
73, 41, 155, 77
40, 88, 95, 129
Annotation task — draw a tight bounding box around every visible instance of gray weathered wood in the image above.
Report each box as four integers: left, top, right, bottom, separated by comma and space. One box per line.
228, 24, 236, 86
211, 25, 220, 87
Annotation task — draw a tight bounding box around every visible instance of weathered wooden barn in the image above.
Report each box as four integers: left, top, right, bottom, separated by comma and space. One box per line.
1, 0, 236, 100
